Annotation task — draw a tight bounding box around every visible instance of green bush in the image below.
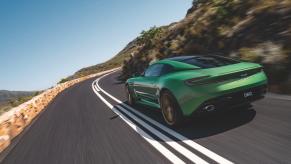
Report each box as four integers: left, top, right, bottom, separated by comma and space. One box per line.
193, 0, 207, 5
137, 26, 163, 45
216, 6, 229, 19
58, 78, 68, 84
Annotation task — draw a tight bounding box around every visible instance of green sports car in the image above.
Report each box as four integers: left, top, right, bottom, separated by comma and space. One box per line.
125, 55, 268, 126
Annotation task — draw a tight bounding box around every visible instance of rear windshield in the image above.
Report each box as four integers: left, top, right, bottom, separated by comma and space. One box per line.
179, 55, 239, 68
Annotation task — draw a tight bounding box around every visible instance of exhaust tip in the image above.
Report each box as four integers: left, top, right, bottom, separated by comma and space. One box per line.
204, 105, 215, 112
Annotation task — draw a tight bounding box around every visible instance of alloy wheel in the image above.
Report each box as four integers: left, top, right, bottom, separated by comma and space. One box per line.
161, 94, 175, 125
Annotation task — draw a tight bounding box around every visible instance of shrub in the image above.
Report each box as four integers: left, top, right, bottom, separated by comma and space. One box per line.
136, 26, 163, 45
58, 78, 68, 84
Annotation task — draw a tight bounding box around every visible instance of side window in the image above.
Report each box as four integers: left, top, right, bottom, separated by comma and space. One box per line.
144, 66, 153, 77
144, 64, 163, 77
160, 64, 174, 76
144, 64, 173, 77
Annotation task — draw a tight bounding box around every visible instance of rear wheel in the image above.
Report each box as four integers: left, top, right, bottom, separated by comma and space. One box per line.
126, 85, 135, 106
160, 90, 184, 127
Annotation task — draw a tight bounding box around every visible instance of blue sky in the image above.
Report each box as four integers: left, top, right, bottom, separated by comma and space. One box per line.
0, 0, 191, 91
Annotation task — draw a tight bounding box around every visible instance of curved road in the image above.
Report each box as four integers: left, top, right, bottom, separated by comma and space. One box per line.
1, 71, 291, 164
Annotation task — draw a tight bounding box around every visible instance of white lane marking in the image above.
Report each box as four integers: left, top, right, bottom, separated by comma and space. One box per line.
115, 104, 208, 164
96, 73, 234, 164
94, 78, 209, 164
94, 85, 100, 91
91, 81, 185, 164
93, 79, 208, 164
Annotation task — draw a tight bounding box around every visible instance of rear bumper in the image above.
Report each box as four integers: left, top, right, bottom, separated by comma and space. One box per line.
174, 71, 268, 116
194, 84, 267, 114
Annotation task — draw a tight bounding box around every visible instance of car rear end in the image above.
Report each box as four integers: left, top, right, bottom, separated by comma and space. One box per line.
189, 64, 267, 115
166, 56, 268, 116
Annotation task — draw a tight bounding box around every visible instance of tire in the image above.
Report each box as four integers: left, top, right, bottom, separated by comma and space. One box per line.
160, 90, 184, 127
126, 85, 135, 106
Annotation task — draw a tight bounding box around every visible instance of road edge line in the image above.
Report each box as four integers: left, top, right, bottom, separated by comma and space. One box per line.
91, 80, 186, 164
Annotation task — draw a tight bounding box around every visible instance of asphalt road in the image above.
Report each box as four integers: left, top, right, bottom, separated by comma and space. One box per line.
2, 70, 291, 164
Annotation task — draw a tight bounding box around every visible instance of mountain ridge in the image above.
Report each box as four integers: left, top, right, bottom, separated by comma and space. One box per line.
0, 90, 36, 103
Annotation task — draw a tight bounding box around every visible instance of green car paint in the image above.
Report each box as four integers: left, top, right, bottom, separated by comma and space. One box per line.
126, 56, 268, 117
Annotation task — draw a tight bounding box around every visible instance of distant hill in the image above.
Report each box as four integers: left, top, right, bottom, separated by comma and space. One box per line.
60, 48, 132, 82
0, 90, 36, 103
0, 90, 38, 115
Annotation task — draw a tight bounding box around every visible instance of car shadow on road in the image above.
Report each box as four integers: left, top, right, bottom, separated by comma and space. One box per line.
176, 106, 256, 139
120, 102, 256, 141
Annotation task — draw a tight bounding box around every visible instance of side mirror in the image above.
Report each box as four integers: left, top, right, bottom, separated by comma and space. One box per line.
132, 71, 145, 77
140, 71, 145, 77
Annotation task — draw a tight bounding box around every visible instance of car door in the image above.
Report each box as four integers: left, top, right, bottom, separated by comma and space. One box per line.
134, 64, 164, 103
134, 63, 174, 104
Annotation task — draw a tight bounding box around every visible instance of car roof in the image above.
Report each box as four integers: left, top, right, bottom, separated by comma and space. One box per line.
166, 55, 199, 61
152, 55, 239, 70
152, 56, 200, 70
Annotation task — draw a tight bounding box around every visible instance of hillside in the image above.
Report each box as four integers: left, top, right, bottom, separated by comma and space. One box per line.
0, 90, 36, 103
0, 90, 37, 115
67, 0, 291, 94
120, 0, 291, 94
61, 49, 132, 82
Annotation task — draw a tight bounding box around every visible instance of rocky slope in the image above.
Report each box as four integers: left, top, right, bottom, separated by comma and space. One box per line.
69, 0, 291, 94
119, 0, 291, 94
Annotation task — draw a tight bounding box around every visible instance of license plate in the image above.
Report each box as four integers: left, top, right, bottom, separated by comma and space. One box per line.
244, 91, 253, 98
